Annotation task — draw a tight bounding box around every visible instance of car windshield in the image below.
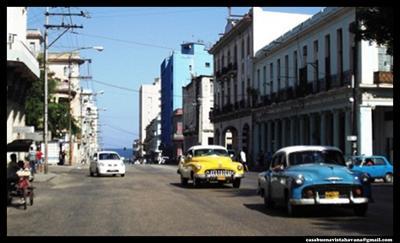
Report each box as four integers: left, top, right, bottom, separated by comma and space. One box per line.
193, 149, 229, 157
99, 153, 120, 160
289, 150, 345, 166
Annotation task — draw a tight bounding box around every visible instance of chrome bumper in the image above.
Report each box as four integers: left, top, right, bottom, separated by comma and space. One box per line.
195, 173, 244, 180
290, 191, 369, 205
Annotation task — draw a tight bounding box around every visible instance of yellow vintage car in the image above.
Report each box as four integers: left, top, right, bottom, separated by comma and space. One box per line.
177, 145, 244, 188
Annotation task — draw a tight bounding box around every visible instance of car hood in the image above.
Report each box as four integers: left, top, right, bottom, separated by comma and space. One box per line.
286, 163, 356, 183
191, 156, 241, 169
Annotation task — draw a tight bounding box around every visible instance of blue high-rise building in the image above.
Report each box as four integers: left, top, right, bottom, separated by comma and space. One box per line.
160, 42, 213, 156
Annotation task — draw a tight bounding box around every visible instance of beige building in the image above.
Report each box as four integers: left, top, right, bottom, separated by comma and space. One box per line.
139, 78, 161, 156
182, 75, 214, 151
209, 7, 311, 164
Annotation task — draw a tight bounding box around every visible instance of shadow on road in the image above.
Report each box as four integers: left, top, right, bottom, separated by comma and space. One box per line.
169, 182, 233, 189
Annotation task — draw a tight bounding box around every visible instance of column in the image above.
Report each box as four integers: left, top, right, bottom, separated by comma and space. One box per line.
344, 109, 352, 157
260, 122, 266, 150
299, 116, 304, 145
333, 109, 340, 148
320, 111, 326, 145
309, 114, 315, 145
281, 119, 286, 148
358, 105, 373, 156
267, 121, 272, 154
290, 117, 295, 145
274, 120, 279, 151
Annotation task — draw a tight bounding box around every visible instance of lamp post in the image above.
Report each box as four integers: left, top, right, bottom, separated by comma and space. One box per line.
66, 46, 103, 166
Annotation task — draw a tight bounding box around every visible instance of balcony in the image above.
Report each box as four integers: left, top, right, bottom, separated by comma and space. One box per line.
7, 36, 40, 79
374, 71, 393, 85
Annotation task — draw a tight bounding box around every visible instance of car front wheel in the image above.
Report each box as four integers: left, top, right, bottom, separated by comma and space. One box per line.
384, 173, 393, 183
232, 179, 241, 188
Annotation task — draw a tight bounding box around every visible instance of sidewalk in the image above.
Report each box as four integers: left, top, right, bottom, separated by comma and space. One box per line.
32, 164, 86, 182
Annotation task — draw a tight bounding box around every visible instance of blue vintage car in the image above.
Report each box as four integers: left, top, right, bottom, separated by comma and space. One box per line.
348, 155, 393, 183
257, 146, 371, 216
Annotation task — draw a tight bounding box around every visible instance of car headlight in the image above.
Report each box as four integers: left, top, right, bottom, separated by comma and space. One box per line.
237, 164, 243, 171
294, 175, 304, 185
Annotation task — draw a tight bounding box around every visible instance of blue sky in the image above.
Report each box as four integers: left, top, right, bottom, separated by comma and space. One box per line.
27, 7, 324, 149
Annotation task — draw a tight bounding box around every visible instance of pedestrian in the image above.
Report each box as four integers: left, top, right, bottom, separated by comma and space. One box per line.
28, 146, 37, 174
36, 147, 43, 173
7, 154, 19, 184
239, 148, 249, 172
59, 150, 66, 165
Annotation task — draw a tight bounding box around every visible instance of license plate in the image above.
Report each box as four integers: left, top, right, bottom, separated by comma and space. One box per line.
217, 176, 225, 181
325, 191, 339, 199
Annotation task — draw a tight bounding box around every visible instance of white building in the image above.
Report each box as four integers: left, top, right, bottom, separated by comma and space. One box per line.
7, 7, 40, 148
144, 114, 162, 162
209, 7, 311, 163
182, 75, 214, 151
252, 7, 393, 162
139, 78, 161, 156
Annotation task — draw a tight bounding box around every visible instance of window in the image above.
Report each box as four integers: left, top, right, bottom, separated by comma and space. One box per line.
270, 63, 274, 93
234, 44, 237, 64
241, 39, 245, 59
284, 55, 289, 89
313, 40, 319, 83
293, 51, 298, 87
277, 59, 281, 91
302, 45, 308, 68
263, 66, 267, 95
247, 35, 250, 56
257, 69, 260, 90
205, 62, 210, 68
337, 28, 343, 82
29, 42, 35, 53
372, 158, 385, 166
325, 34, 331, 80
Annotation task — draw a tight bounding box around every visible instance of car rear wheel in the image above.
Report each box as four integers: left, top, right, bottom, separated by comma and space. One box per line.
121, 174, 125, 177
232, 179, 241, 188
384, 173, 393, 183
354, 204, 368, 216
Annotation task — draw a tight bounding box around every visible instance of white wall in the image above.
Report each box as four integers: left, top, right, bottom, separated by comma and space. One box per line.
139, 79, 161, 144
7, 7, 27, 44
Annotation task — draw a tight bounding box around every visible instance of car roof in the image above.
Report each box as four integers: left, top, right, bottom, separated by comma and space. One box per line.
188, 145, 227, 151
98, 151, 120, 155
275, 146, 342, 155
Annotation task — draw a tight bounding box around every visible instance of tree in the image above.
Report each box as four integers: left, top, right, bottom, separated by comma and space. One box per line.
25, 65, 80, 139
355, 7, 393, 55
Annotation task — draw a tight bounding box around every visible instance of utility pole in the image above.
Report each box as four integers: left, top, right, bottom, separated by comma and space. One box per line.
43, 7, 86, 172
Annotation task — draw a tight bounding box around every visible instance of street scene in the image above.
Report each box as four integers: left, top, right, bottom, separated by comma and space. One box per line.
7, 164, 393, 236
7, 6, 393, 238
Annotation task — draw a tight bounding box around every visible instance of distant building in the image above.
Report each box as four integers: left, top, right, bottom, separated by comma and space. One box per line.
160, 42, 213, 156
144, 114, 161, 162
182, 75, 214, 151
252, 7, 393, 161
7, 7, 40, 150
139, 78, 161, 157
209, 7, 311, 164
172, 108, 184, 160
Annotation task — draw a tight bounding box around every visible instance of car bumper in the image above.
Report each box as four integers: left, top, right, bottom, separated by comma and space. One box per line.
194, 173, 244, 181
290, 196, 368, 205
98, 167, 125, 175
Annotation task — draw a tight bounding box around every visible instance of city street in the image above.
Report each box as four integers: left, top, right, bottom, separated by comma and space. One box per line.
7, 164, 393, 236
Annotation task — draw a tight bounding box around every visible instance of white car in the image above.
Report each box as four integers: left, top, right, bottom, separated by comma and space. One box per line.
90, 151, 126, 177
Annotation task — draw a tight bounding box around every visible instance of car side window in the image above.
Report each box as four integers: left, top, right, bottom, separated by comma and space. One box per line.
281, 153, 287, 168
271, 153, 283, 171
373, 158, 385, 166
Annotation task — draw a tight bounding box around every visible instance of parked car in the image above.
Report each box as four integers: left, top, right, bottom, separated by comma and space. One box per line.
257, 146, 371, 217
90, 151, 126, 177
348, 155, 393, 183
177, 145, 244, 188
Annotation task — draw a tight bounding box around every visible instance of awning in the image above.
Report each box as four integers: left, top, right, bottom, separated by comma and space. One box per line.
7, 139, 34, 152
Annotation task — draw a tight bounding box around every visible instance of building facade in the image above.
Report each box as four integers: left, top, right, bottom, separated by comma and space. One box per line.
251, 7, 393, 163
139, 78, 161, 157
7, 7, 40, 150
172, 108, 184, 160
209, 7, 311, 164
144, 114, 162, 162
182, 75, 214, 151
160, 42, 213, 156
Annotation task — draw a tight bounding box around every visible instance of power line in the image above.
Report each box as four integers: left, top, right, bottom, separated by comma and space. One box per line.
71, 32, 175, 51
90, 8, 215, 18
104, 124, 139, 136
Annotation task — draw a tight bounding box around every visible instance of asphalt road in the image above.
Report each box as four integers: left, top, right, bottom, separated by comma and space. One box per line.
7, 164, 393, 236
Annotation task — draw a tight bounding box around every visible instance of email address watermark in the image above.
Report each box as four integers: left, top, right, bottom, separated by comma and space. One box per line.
306, 237, 393, 243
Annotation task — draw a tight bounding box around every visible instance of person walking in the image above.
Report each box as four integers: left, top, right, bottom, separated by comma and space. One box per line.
239, 148, 249, 172
28, 146, 37, 175
36, 147, 43, 173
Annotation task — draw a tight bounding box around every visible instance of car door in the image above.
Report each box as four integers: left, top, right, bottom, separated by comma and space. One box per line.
270, 153, 284, 202
371, 157, 386, 177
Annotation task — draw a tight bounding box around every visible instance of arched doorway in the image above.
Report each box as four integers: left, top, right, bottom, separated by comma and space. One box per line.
242, 123, 250, 153
223, 127, 238, 151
